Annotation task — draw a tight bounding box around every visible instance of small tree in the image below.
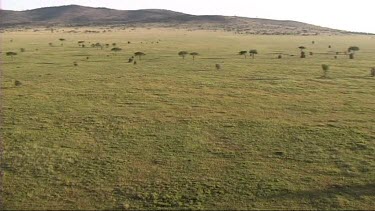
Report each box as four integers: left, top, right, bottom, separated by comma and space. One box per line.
249, 49, 258, 59
298, 46, 306, 58
111, 47, 122, 54
95, 43, 103, 50
78, 41, 85, 46
239, 51, 248, 59
6, 52, 17, 60
190, 52, 199, 61
59, 38, 66, 46
298, 46, 306, 52
178, 51, 189, 59
134, 52, 146, 60
321, 64, 330, 78
348, 46, 360, 59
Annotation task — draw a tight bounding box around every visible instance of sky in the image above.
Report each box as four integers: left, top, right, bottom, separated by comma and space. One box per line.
1, 0, 374, 33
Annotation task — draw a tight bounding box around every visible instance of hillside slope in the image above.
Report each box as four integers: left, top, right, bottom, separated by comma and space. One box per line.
0, 5, 348, 35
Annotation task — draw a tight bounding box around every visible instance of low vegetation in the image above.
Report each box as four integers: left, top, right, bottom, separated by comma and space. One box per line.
1, 28, 374, 210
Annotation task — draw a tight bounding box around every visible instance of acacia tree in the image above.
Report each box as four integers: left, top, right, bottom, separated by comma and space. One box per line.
134, 52, 146, 60
249, 49, 258, 59
6, 52, 17, 60
59, 38, 66, 46
95, 43, 103, 50
111, 47, 122, 54
178, 51, 189, 59
239, 51, 248, 59
190, 52, 199, 61
78, 41, 85, 47
348, 46, 360, 59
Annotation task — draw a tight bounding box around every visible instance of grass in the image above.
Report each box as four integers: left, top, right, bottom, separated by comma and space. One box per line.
1, 28, 375, 210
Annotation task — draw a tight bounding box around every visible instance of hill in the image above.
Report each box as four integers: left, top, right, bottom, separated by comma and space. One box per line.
0, 5, 353, 35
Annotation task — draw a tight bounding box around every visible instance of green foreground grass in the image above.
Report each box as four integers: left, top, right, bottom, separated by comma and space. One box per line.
1, 28, 375, 210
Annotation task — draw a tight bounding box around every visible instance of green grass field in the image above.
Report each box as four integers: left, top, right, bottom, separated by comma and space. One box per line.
1, 28, 374, 210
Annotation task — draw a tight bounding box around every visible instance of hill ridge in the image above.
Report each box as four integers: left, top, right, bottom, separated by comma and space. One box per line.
0, 5, 354, 35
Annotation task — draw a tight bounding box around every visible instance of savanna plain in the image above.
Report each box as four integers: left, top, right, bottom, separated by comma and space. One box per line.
1, 28, 374, 210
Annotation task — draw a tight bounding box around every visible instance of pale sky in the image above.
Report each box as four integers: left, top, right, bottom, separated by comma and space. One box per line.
1, 0, 374, 33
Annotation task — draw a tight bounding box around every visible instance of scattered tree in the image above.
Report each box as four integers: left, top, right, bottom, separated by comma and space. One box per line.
59, 38, 66, 46
190, 52, 199, 61
134, 52, 146, 60
321, 64, 330, 78
348, 46, 360, 59
6, 52, 17, 60
298, 46, 306, 58
95, 43, 103, 50
111, 47, 122, 54
178, 51, 189, 59
249, 49, 258, 59
239, 51, 248, 59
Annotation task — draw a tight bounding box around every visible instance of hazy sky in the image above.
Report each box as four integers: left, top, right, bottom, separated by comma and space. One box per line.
2, 0, 374, 33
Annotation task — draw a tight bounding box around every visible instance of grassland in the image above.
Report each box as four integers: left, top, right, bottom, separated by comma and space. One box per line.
1, 28, 375, 210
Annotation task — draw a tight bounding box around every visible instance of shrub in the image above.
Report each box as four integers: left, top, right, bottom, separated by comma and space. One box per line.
371, 68, 375, 77
321, 64, 330, 78
215, 64, 221, 70
73, 62, 78, 66
278, 54, 282, 59
14, 80, 22, 86
20, 48, 25, 52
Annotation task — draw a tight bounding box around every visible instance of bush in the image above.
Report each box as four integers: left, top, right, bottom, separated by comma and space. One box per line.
371, 68, 375, 77
215, 64, 221, 70
20, 48, 25, 52
278, 55, 282, 59
322, 64, 330, 78
14, 80, 22, 86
